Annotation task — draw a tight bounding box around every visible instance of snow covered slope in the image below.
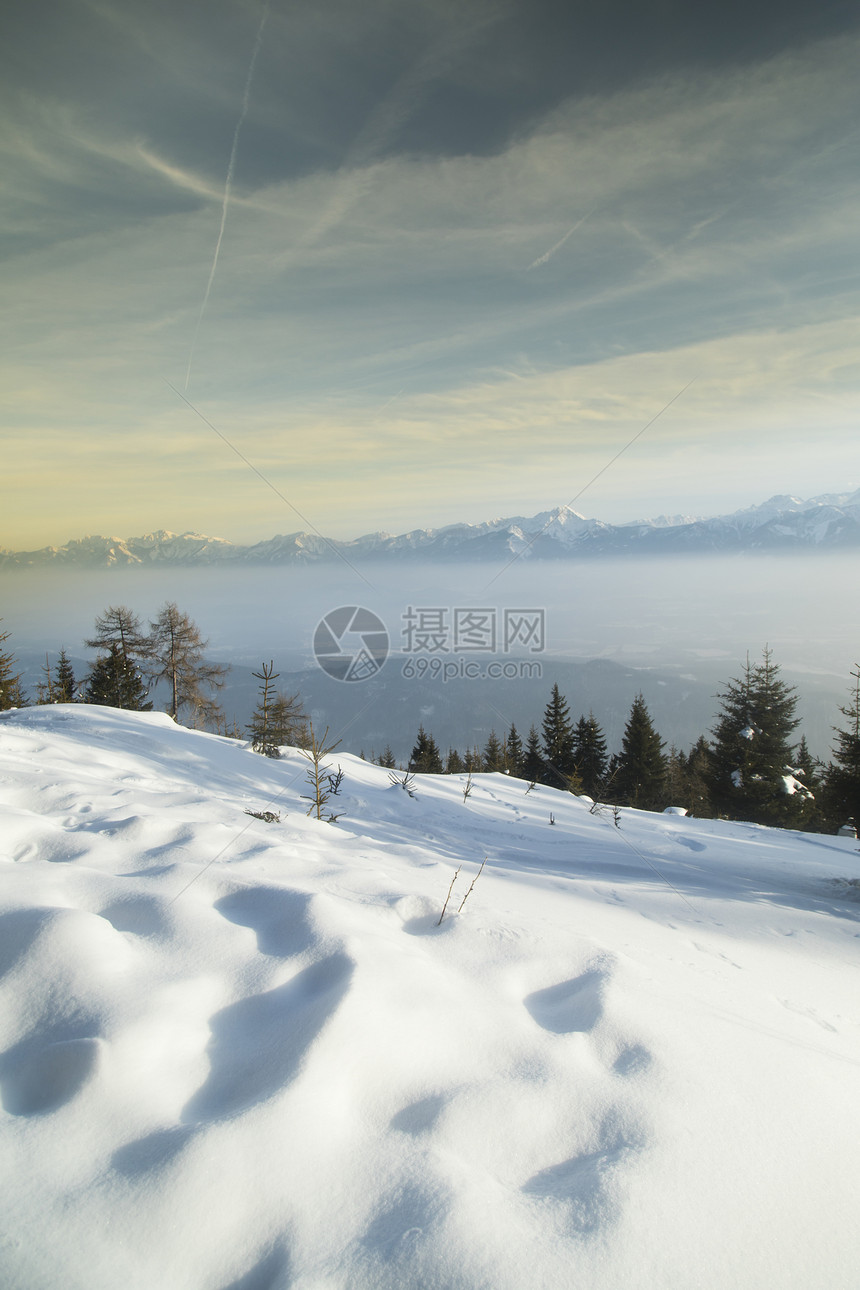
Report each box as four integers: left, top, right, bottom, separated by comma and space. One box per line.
1, 707, 858, 1289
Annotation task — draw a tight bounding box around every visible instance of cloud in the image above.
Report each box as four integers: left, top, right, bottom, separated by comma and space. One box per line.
3, 24, 860, 545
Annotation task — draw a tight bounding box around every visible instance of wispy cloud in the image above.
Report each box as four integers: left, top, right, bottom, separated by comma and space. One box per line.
527, 209, 594, 270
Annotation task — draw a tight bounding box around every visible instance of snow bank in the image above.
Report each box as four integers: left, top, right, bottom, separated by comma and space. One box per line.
1, 706, 858, 1289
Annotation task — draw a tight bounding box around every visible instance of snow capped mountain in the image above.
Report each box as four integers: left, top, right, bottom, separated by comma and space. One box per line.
3, 491, 858, 568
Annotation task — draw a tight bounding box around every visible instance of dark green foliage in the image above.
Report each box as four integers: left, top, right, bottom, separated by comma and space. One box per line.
708, 648, 810, 826
572, 713, 608, 799
37, 650, 79, 712
85, 645, 152, 710
445, 747, 465, 774
483, 730, 506, 773
409, 725, 443, 774
541, 684, 576, 788
54, 650, 77, 702
0, 624, 25, 709
505, 724, 524, 777
681, 735, 713, 816
614, 693, 668, 810
825, 665, 860, 831
522, 724, 544, 784
377, 746, 397, 769
246, 661, 307, 757
463, 746, 484, 773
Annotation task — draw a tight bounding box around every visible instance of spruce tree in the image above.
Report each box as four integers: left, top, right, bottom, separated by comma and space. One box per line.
463, 746, 484, 773
522, 724, 544, 784
572, 712, 608, 799
483, 730, 506, 772
708, 647, 807, 826
409, 725, 443, 773
377, 745, 397, 769
615, 693, 668, 810
827, 665, 860, 831
247, 662, 306, 756
684, 735, 713, 817
86, 644, 152, 710
541, 683, 576, 788
505, 724, 524, 777
55, 650, 77, 702
445, 748, 465, 774
0, 624, 25, 709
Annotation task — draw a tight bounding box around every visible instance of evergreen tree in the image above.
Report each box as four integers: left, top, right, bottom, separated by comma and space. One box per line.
826, 664, 860, 831
684, 735, 713, 817
483, 730, 506, 772
148, 602, 228, 725
708, 647, 808, 826
246, 662, 306, 756
522, 724, 544, 783
541, 683, 576, 788
445, 747, 465, 774
614, 693, 668, 810
505, 723, 524, 777
377, 745, 397, 769
37, 649, 79, 704
85, 644, 152, 710
55, 649, 77, 702
0, 624, 25, 709
463, 746, 484, 773
665, 745, 687, 805
409, 725, 443, 774
572, 712, 608, 799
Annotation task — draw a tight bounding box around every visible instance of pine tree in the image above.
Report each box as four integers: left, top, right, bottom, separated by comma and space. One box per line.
463, 746, 484, 773
0, 624, 25, 709
708, 647, 808, 826
85, 644, 152, 710
148, 602, 228, 725
483, 730, 506, 772
614, 693, 668, 810
377, 745, 396, 769
409, 725, 443, 774
522, 724, 544, 783
445, 747, 465, 774
541, 683, 576, 788
572, 712, 608, 799
505, 724, 524, 777
826, 665, 860, 831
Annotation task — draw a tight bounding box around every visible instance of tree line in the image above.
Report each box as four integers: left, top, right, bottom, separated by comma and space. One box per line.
390, 650, 860, 834
1, 612, 858, 834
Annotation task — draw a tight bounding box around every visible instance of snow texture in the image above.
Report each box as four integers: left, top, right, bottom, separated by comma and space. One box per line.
0, 706, 858, 1289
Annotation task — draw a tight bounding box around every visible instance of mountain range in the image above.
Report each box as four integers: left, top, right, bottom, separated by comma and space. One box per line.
3, 490, 859, 568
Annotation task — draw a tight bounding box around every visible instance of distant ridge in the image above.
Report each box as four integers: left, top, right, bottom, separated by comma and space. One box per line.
3, 490, 859, 568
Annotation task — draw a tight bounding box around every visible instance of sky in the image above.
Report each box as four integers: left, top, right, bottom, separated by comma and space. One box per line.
3, 0, 860, 549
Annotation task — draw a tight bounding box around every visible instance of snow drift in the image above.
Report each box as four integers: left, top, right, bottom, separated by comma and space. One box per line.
0, 706, 858, 1289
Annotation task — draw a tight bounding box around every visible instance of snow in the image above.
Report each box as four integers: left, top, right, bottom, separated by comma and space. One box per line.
1, 706, 859, 1290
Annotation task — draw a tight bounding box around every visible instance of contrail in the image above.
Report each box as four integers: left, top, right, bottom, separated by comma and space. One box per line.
528, 208, 594, 270
185, 1, 271, 389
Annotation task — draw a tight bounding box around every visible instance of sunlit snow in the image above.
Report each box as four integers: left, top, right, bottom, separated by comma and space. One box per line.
1, 706, 858, 1289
